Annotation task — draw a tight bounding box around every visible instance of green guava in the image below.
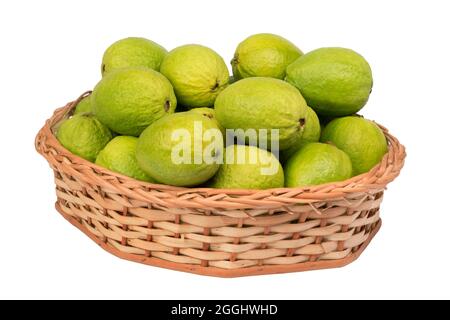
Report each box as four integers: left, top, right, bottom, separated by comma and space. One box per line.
95, 136, 155, 182
280, 106, 321, 162
73, 95, 93, 115
232, 33, 303, 80
136, 112, 223, 187
321, 116, 388, 175
284, 142, 352, 187
56, 114, 112, 162
92, 67, 176, 136
286, 47, 373, 117
214, 77, 307, 150
160, 44, 229, 107
101, 37, 167, 75
208, 144, 284, 189
187, 107, 225, 136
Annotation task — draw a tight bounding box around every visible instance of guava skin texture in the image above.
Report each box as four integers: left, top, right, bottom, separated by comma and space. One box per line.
232, 33, 303, 80
187, 107, 225, 136
208, 144, 284, 189
73, 95, 93, 115
214, 77, 308, 150
321, 116, 388, 176
284, 142, 352, 187
56, 114, 112, 162
92, 67, 176, 136
101, 37, 167, 75
286, 47, 373, 117
95, 136, 155, 182
136, 112, 223, 187
281, 106, 321, 162
160, 44, 229, 108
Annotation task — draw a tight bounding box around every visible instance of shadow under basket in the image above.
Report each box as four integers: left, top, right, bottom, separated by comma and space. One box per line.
35, 96, 406, 277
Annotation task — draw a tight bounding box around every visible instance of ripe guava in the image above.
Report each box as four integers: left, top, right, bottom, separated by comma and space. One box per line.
208, 144, 284, 189
73, 95, 93, 115
284, 142, 352, 187
101, 37, 167, 75
214, 77, 307, 150
281, 106, 321, 162
136, 112, 223, 187
160, 44, 229, 107
56, 114, 112, 162
321, 116, 388, 175
286, 47, 373, 117
232, 33, 303, 80
92, 67, 176, 136
95, 136, 155, 182
188, 107, 225, 136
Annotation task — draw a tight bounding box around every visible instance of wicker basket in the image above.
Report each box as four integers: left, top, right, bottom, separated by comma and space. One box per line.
35, 94, 406, 277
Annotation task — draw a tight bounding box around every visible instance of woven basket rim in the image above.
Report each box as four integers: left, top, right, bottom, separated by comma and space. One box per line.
35, 94, 406, 202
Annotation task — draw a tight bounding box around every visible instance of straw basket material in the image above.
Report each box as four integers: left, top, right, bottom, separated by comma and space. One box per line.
35, 93, 406, 277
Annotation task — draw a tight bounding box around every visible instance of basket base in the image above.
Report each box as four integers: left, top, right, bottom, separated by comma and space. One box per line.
55, 203, 381, 278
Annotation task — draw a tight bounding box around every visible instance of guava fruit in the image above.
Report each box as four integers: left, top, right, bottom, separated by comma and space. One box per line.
160, 44, 229, 107
321, 116, 388, 175
214, 77, 307, 150
92, 67, 176, 136
74, 95, 93, 115
101, 37, 167, 75
95, 136, 155, 182
285, 47, 373, 117
56, 114, 112, 162
136, 112, 223, 187
281, 106, 321, 162
285, 142, 352, 187
231, 33, 303, 80
208, 144, 284, 189
187, 107, 225, 136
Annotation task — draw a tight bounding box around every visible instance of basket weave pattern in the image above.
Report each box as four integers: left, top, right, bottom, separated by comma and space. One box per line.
35, 98, 406, 277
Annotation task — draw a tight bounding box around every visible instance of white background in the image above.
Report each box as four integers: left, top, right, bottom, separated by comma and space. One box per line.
0, 0, 449, 300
